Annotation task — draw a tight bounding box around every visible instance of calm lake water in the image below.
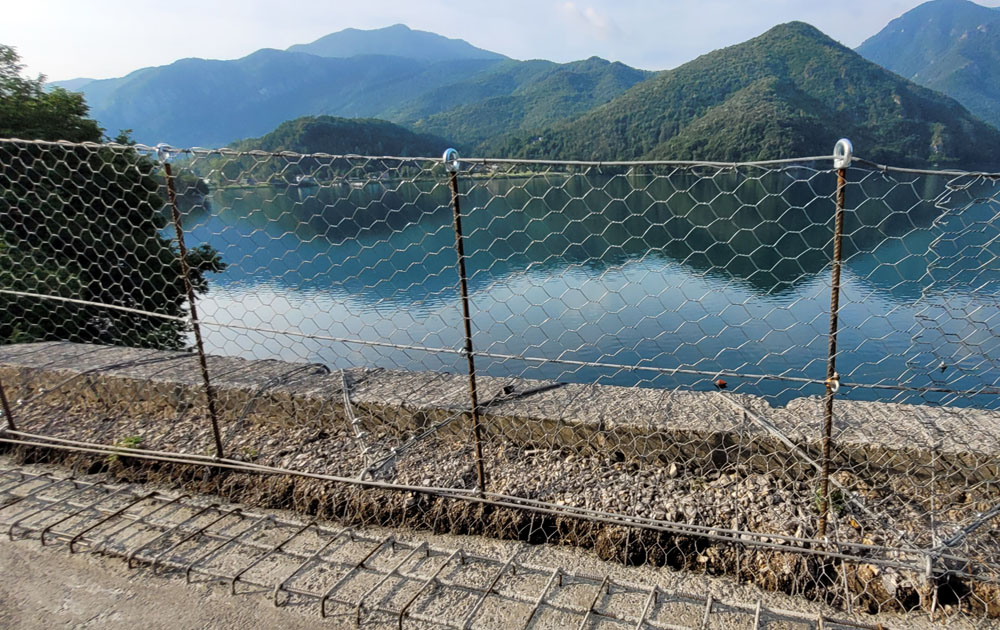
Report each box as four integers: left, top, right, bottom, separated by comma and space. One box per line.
178, 169, 1000, 407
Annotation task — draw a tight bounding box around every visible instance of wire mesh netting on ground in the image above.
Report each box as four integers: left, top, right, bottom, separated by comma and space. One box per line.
0, 137, 999, 622
3, 463, 958, 630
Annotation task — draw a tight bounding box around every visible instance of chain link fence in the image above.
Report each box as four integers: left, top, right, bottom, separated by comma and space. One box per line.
1, 137, 999, 623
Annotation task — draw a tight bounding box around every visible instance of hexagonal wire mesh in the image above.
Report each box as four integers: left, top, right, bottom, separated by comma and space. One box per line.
0, 137, 999, 623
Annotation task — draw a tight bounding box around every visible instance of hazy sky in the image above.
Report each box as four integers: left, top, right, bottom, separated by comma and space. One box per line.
5, 0, 1000, 81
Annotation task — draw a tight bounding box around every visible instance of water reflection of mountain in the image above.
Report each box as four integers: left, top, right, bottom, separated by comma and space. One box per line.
182, 170, 957, 305
178, 170, 1000, 405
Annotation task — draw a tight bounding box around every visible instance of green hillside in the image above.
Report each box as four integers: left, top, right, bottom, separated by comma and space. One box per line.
228, 115, 449, 156
491, 22, 1000, 167
856, 0, 1000, 129
197, 116, 450, 186
392, 57, 652, 150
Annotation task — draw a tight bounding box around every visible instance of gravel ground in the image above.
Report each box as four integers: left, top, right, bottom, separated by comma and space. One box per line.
3, 368, 999, 619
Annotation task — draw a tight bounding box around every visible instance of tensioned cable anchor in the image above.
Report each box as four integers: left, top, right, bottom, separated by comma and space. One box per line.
825, 372, 840, 394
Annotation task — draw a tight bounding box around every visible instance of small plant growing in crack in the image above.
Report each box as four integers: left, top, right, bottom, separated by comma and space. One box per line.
814, 487, 846, 516
240, 446, 259, 461
107, 435, 143, 465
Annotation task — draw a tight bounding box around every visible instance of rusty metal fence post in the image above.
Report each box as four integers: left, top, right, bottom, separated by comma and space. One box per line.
444, 148, 487, 493
817, 139, 852, 538
0, 378, 14, 431
160, 145, 225, 460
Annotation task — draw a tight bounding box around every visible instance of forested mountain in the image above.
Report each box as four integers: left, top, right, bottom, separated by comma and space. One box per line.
288, 24, 506, 61
856, 0, 1000, 129
490, 22, 1000, 167
53, 51, 498, 148
49, 26, 646, 149
43, 16, 1000, 166
390, 57, 652, 150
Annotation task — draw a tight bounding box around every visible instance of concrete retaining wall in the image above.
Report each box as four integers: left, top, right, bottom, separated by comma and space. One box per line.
1, 342, 998, 483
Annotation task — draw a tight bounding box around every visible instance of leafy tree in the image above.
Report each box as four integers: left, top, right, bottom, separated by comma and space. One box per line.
0, 46, 101, 142
0, 44, 224, 349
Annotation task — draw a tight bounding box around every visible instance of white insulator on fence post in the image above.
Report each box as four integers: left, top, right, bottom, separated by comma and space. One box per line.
833, 138, 853, 169
443, 148, 460, 174
155, 143, 177, 163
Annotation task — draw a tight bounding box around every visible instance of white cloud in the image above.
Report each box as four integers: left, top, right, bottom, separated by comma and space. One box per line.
559, 2, 623, 40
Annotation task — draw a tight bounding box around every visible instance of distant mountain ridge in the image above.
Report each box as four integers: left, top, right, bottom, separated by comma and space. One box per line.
54, 51, 500, 147
49, 25, 644, 149
288, 24, 506, 61
48, 77, 95, 91
42, 16, 1000, 167
856, 0, 1000, 129
491, 22, 1000, 167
